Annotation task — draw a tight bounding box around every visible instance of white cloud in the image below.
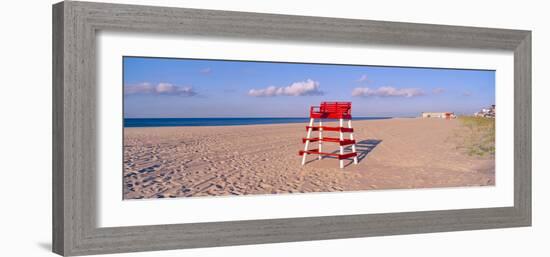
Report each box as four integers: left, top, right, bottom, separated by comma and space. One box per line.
352, 86, 424, 97
199, 67, 212, 74
124, 82, 154, 94
125, 82, 197, 96
433, 88, 445, 94
248, 79, 323, 97
357, 74, 369, 83
462, 91, 472, 96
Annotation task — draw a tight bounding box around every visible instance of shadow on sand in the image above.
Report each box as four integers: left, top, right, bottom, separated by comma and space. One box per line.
303, 139, 382, 166
347, 139, 383, 163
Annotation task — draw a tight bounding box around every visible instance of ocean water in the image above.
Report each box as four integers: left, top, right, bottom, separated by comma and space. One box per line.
124, 117, 391, 128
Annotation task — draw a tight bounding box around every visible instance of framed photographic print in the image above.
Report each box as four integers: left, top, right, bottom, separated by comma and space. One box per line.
52, 1, 531, 256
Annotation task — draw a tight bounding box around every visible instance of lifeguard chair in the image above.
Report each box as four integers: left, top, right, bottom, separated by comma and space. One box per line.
299, 102, 358, 168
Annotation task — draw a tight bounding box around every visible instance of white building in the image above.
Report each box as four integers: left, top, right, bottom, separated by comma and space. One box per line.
474, 105, 495, 118
421, 112, 455, 119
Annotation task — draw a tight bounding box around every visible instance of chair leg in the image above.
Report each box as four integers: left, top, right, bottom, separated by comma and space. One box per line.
318, 119, 323, 160
302, 118, 314, 165
339, 118, 344, 169
348, 119, 358, 164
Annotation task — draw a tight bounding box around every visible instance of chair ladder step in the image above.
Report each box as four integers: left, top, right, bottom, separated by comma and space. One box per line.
299, 149, 357, 160
302, 137, 355, 146
305, 126, 353, 133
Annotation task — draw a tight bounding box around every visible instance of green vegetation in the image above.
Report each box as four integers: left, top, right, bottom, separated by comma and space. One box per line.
456, 116, 495, 157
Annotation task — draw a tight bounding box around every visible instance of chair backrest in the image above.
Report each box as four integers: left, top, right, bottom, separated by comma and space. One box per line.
319, 102, 351, 116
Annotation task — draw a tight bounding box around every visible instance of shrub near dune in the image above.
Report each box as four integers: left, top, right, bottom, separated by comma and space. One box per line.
456, 116, 495, 157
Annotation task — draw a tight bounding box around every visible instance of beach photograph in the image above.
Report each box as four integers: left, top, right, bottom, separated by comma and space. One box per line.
123, 57, 496, 199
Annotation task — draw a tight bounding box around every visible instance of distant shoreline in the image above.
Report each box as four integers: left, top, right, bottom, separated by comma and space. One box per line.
123, 117, 395, 128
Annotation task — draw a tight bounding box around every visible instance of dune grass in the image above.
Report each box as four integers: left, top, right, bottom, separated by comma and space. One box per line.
456, 116, 495, 157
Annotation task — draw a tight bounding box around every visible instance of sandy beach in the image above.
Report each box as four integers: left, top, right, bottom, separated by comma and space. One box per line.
123, 118, 495, 199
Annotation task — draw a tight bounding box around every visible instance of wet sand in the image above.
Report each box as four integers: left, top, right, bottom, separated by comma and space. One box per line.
123, 118, 494, 199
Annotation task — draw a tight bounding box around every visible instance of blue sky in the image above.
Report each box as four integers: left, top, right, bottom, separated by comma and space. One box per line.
123, 57, 495, 118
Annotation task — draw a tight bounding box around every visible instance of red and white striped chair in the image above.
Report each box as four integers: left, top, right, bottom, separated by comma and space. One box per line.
299, 102, 358, 168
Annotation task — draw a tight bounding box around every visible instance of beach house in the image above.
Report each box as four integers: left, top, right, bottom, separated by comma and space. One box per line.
474, 105, 496, 118
421, 112, 455, 119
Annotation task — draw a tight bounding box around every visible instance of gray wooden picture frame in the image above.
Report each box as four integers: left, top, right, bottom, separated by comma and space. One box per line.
52, 1, 531, 256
